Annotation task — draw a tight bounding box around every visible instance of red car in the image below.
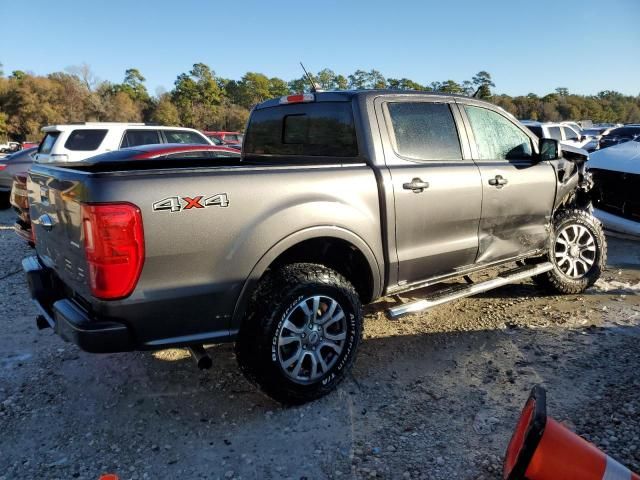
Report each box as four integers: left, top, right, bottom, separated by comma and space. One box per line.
203, 131, 243, 148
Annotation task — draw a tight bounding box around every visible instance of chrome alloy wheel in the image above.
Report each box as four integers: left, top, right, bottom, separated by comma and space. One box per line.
277, 296, 347, 383
554, 224, 597, 279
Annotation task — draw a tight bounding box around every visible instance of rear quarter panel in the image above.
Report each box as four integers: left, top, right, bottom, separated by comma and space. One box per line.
32, 163, 384, 346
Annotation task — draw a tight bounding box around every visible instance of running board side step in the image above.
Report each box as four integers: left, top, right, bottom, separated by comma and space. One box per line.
386, 262, 553, 320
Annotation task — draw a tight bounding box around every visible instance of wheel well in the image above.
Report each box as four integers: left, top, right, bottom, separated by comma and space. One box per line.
267, 237, 375, 303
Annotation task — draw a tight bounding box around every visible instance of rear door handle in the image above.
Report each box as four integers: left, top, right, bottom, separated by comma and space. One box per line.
403, 178, 430, 193
488, 175, 508, 188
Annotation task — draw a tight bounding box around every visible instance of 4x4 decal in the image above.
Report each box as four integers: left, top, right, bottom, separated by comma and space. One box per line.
153, 194, 229, 212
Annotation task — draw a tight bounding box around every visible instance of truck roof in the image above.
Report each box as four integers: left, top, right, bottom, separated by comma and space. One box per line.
254, 89, 474, 110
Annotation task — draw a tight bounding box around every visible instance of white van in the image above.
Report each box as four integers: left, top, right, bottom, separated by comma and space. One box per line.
34, 123, 212, 163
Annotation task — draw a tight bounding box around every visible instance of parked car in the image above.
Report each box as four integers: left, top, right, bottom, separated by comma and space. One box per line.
203, 133, 241, 150
10, 144, 238, 245
203, 131, 243, 146
598, 126, 640, 150
579, 127, 614, 152
0, 147, 37, 208
34, 123, 212, 163
589, 137, 640, 236
0, 141, 21, 153
23, 90, 605, 404
520, 121, 592, 150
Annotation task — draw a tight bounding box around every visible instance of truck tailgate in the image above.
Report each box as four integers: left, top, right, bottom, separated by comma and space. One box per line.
28, 166, 92, 299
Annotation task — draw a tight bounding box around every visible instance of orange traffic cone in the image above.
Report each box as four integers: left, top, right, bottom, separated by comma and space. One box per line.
503, 385, 639, 480
98, 475, 119, 480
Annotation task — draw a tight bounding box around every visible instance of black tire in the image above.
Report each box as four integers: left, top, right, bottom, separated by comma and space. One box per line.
533, 209, 606, 294
235, 263, 363, 405
0, 192, 10, 210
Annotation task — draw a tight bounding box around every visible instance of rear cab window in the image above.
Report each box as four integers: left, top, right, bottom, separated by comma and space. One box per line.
244, 102, 358, 158
64, 129, 108, 151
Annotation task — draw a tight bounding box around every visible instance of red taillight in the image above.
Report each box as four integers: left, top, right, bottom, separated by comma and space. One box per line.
279, 93, 315, 104
0, 164, 7, 171
81, 203, 144, 300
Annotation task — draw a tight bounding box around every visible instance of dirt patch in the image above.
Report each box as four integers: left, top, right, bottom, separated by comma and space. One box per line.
1, 207, 639, 479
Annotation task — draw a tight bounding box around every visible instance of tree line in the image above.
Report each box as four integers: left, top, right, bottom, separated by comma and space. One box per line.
0, 62, 639, 142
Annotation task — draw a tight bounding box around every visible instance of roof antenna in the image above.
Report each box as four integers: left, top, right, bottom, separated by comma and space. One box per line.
472, 86, 482, 98
300, 62, 318, 93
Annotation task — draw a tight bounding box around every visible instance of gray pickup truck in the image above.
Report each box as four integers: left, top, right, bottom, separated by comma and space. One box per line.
23, 90, 606, 404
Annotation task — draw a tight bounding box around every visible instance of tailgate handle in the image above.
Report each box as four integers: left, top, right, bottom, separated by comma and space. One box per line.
36, 214, 54, 231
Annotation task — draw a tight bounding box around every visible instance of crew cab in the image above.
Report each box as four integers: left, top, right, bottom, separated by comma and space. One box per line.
23, 91, 606, 404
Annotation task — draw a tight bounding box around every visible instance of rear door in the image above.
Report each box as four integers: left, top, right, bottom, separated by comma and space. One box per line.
377, 97, 482, 285
458, 101, 556, 264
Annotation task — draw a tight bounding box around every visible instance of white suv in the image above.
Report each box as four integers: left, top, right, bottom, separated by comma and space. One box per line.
34, 123, 212, 163
520, 121, 592, 150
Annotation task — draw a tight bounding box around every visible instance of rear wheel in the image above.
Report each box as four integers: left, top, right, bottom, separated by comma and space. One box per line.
534, 209, 606, 294
235, 263, 363, 405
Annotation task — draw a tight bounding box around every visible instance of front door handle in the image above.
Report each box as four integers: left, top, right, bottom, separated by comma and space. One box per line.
488, 175, 508, 188
403, 178, 430, 193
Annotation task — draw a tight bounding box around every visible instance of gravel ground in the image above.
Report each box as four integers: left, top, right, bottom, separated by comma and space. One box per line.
0, 206, 639, 480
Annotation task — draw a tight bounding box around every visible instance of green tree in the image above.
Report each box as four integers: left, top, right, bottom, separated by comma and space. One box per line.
171, 63, 222, 128
472, 71, 495, 98
151, 93, 180, 125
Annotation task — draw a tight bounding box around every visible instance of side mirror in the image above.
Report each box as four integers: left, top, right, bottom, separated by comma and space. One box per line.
539, 138, 561, 161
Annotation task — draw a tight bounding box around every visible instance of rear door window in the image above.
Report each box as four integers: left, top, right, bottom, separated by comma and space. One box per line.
548, 126, 562, 141
244, 102, 358, 157
163, 130, 209, 144
562, 127, 578, 141
121, 130, 162, 148
38, 132, 60, 154
64, 129, 108, 151
386, 102, 462, 161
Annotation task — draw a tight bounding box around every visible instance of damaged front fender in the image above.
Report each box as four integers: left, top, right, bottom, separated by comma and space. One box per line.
550, 145, 593, 213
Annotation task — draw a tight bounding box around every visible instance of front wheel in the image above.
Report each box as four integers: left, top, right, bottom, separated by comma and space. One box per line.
235, 263, 363, 405
534, 209, 607, 294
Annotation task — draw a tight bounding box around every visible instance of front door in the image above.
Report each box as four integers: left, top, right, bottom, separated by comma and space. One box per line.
378, 98, 483, 286
459, 102, 556, 264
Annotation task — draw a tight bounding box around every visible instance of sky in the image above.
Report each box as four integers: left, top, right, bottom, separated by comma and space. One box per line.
2, 0, 639, 97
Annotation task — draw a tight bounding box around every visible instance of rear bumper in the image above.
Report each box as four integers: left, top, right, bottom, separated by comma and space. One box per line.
23, 256, 134, 353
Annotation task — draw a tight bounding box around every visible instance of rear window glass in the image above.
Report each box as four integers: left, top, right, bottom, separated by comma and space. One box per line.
122, 130, 162, 148
548, 126, 562, 141
525, 126, 543, 138
164, 130, 209, 144
64, 129, 108, 151
387, 102, 462, 161
244, 102, 358, 157
38, 132, 60, 154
